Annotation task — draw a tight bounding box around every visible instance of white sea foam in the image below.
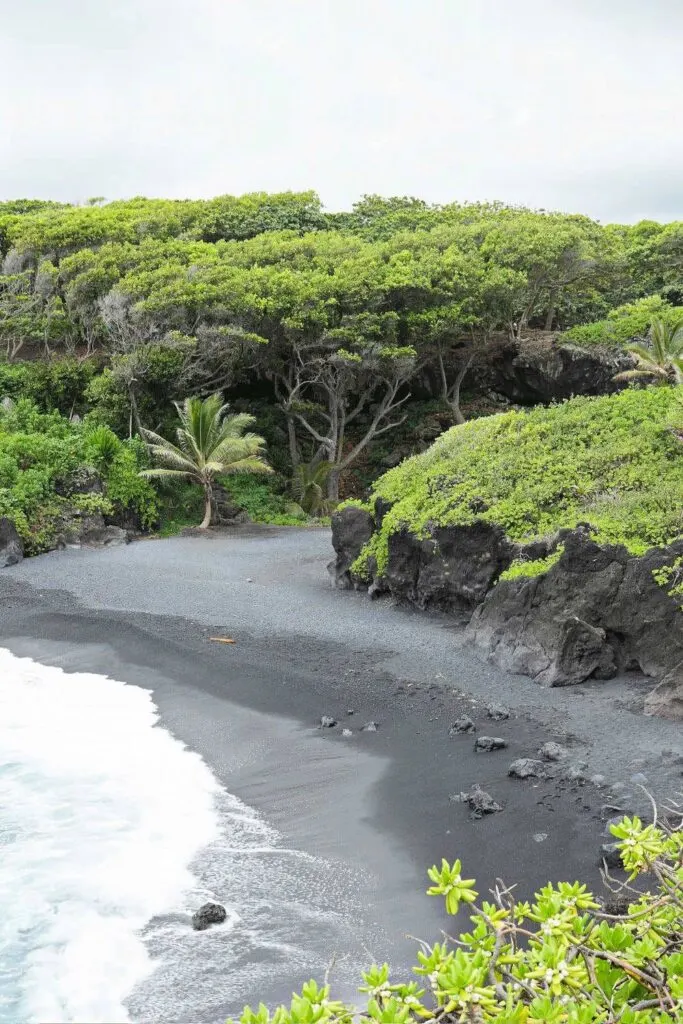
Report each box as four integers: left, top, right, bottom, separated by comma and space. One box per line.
0, 649, 221, 1024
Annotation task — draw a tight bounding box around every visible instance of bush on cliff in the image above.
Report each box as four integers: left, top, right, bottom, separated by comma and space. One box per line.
351, 386, 683, 579
229, 814, 683, 1022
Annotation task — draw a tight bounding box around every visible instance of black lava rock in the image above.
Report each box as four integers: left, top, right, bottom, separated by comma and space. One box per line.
599, 843, 624, 870
486, 702, 510, 721
508, 758, 547, 779
455, 783, 503, 818
450, 715, 476, 735
474, 736, 508, 753
192, 902, 227, 931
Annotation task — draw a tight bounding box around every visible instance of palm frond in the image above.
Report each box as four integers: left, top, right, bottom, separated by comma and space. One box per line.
626, 343, 658, 364
139, 468, 194, 480
141, 426, 177, 448
217, 412, 256, 439
210, 433, 269, 466
218, 456, 273, 475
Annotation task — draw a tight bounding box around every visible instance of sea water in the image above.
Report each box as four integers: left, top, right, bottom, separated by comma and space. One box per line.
0, 649, 376, 1024
0, 648, 222, 1023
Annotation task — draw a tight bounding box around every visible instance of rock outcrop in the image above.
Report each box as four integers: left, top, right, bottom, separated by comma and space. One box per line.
213, 486, 250, 526
55, 508, 129, 549
476, 335, 635, 405
328, 504, 374, 589
0, 517, 23, 567
329, 503, 515, 617
467, 530, 683, 686
330, 507, 683, 719
643, 661, 683, 722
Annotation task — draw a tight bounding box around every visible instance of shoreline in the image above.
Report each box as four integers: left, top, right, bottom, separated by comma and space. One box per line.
2, 529, 681, 1015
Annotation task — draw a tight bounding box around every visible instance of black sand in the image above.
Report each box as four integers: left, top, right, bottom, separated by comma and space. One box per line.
1, 527, 680, 1018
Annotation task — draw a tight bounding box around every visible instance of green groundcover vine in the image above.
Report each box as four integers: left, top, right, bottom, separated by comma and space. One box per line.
229, 814, 682, 1023
351, 387, 683, 581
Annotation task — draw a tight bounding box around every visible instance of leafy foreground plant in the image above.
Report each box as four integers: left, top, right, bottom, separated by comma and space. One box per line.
229, 813, 682, 1023
140, 393, 272, 529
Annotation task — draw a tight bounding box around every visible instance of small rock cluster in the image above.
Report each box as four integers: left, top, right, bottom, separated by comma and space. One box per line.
318, 714, 379, 736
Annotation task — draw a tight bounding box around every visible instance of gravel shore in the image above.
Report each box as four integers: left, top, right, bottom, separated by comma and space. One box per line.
1, 527, 680, 1014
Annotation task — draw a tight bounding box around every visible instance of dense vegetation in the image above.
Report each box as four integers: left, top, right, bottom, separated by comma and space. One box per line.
229, 814, 683, 1022
0, 191, 681, 542
0, 399, 156, 552
350, 386, 683, 582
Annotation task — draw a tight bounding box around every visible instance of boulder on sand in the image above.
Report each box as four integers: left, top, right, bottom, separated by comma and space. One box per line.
508, 758, 547, 780
0, 517, 23, 567
192, 902, 227, 931
455, 783, 503, 818
449, 715, 476, 735
474, 736, 508, 752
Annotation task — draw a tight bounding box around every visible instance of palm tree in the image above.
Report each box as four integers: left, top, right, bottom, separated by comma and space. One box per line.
615, 318, 683, 385
291, 459, 335, 516
140, 394, 272, 529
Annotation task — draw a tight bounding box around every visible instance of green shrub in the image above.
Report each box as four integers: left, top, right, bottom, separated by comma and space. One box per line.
221, 472, 307, 526
566, 296, 680, 348
156, 479, 204, 536
0, 399, 157, 550
84, 424, 121, 473
104, 442, 158, 528
653, 556, 683, 607
0, 358, 97, 414
499, 547, 564, 581
69, 492, 114, 516
352, 387, 683, 579
230, 814, 683, 1022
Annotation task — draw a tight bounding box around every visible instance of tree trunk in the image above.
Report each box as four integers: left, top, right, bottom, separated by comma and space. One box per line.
128, 386, 145, 439
326, 467, 340, 502
199, 484, 213, 529
448, 353, 474, 425
544, 303, 556, 332
286, 413, 300, 471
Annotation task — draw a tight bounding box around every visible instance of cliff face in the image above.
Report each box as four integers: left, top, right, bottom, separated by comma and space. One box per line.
329, 508, 683, 720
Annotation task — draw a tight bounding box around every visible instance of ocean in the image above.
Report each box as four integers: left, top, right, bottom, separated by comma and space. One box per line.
0, 649, 374, 1023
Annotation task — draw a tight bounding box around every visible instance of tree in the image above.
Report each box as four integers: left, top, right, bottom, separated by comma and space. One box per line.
271, 328, 416, 501
0, 252, 68, 359
478, 213, 603, 337
140, 394, 272, 528
291, 460, 334, 516
615, 317, 683, 385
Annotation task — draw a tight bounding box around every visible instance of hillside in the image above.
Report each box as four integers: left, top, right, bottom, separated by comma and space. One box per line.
331, 388, 683, 716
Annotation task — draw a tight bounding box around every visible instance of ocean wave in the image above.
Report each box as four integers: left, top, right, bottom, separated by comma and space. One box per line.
0, 649, 221, 1024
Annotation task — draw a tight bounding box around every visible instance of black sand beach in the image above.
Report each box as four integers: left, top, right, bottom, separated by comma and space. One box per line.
2, 527, 681, 1018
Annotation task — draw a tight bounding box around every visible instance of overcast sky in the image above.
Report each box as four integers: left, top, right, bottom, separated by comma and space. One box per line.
1, 0, 682, 223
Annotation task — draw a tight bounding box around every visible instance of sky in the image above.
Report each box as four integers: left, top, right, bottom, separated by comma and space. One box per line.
1, 0, 682, 223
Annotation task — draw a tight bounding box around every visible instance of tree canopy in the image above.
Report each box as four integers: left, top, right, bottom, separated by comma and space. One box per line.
0, 191, 681, 495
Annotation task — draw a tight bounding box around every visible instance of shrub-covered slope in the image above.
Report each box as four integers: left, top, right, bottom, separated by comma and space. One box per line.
332, 388, 683, 709
353, 386, 683, 580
